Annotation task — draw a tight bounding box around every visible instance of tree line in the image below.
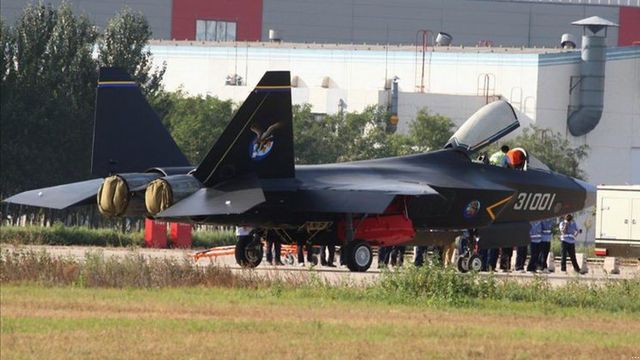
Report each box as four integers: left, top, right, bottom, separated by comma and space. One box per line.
1, 3, 163, 196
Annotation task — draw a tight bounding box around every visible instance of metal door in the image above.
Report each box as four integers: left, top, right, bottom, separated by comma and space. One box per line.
599, 197, 630, 240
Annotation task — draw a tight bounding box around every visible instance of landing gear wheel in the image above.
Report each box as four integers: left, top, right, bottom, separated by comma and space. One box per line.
344, 240, 373, 272
235, 235, 263, 268
457, 256, 469, 273
284, 253, 295, 266
466, 254, 482, 272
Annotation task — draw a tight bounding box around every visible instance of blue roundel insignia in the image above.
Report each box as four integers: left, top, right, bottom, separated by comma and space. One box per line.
463, 200, 481, 219
249, 136, 274, 161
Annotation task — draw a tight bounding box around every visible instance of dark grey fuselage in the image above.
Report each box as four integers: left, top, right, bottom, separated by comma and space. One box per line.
193, 149, 594, 230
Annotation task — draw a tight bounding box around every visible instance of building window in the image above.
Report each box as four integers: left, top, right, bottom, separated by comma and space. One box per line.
195, 20, 237, 41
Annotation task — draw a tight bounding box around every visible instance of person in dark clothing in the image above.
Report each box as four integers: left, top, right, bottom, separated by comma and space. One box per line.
265, 230, 283, 266
487, 248, 499, 271
538, 218, 555, 273
320, 242, 336, 267
499, 247, 512, 272
414, 246, 427, 267
378, 246, 391, 268
389, 246, 406, 267
515, 245, 528, 271
296, 238, 313, 266
478, 248, 489, 271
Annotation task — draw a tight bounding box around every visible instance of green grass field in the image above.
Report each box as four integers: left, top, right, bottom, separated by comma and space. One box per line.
2, 285, 640, 360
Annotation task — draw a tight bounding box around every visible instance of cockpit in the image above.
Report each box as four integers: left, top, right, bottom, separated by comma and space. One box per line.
444, 100, 549, 172
445, 100, 519, 153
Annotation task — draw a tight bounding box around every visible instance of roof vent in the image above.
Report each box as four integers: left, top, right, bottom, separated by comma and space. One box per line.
268, 29, 281, 42
560, 33, 576, 49
436, 32, 452, 46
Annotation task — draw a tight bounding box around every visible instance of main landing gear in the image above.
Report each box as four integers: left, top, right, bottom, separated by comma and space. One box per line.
341, 240, 373, 272
235, 233, 263, 268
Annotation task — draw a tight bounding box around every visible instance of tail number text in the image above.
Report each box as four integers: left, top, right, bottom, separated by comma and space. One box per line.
513, 192, 556, 211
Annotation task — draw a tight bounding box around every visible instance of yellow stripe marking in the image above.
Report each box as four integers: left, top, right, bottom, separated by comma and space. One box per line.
486, 195, 514, 221
98, 81, 137, 85
254, 85, 291, 89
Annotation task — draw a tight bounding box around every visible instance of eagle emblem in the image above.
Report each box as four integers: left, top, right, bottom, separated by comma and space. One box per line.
249, 121, 283, 161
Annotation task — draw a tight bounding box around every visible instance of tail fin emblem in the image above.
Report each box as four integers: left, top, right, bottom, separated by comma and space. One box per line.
249, 121, 283, 161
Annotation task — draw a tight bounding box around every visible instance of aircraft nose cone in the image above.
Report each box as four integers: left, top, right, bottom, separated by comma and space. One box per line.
574, 179, 596, 208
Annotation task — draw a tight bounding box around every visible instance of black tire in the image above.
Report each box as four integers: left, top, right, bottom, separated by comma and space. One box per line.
457, 256, 469, 273
467, 254, 482, 272
235, 235, 263, 268
344, 240, 373, 272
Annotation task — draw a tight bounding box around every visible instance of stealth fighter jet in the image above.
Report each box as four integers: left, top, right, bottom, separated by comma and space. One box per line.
4, 68, 596, 272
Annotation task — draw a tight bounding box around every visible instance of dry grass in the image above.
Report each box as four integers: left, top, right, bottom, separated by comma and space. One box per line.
2, 286, 640, 360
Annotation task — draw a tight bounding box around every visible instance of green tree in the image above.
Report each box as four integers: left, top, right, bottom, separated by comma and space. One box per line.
98, 7, 165, 97
0, 3, 97, 195
163, 91, 234, 164
408, 108, 456, 152
293, 104, 341, 164
291, 105, 456, 164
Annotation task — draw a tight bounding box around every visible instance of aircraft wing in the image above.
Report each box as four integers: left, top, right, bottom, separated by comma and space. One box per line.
316, 179, 439, 195
2, 178, 103, 210
296, 180, 440, 214
156, 176, 265, 218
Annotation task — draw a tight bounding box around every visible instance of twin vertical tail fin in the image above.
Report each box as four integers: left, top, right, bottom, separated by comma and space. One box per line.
91, 67, 190, 177
192, 71, 294, 187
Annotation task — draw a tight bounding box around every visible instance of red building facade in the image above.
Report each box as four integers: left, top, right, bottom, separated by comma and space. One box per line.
171, 0, 262, 41
618, 7, 640, 46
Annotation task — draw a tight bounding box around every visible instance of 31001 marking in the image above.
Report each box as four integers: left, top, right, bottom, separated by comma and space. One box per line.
513, 192, 556, 211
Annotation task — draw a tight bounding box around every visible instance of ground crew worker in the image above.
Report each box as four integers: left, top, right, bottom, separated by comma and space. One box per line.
560, 214, 582, 273
378, 246, 391, 269
506, 147, 527, 170
538, 218, 554, 273
414, 245, 427, 267
515, 243, 528, 272
389, 245, 406, 267
296, 238, 313, 267
443, 239, 456, 267
265, 230, 283, 266
499, 246, 512, 272
489, 145, 509, 167
526, 221, 542, 272
320, 242, 336, 267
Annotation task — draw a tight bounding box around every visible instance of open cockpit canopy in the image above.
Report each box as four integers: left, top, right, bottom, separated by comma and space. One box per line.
445, 100, 519, 154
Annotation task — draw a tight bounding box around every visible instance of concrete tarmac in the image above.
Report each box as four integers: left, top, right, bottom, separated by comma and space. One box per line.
3, 244, 638, 287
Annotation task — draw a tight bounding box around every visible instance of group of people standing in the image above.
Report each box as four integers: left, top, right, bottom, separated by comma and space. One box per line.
236, 227, 337, 267
463, 214, 584, 274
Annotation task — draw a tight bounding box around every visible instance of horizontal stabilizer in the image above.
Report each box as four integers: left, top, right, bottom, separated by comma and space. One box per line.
156, 177, 265, 218
2, 179, 103, 209
477, 221, 531, 249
